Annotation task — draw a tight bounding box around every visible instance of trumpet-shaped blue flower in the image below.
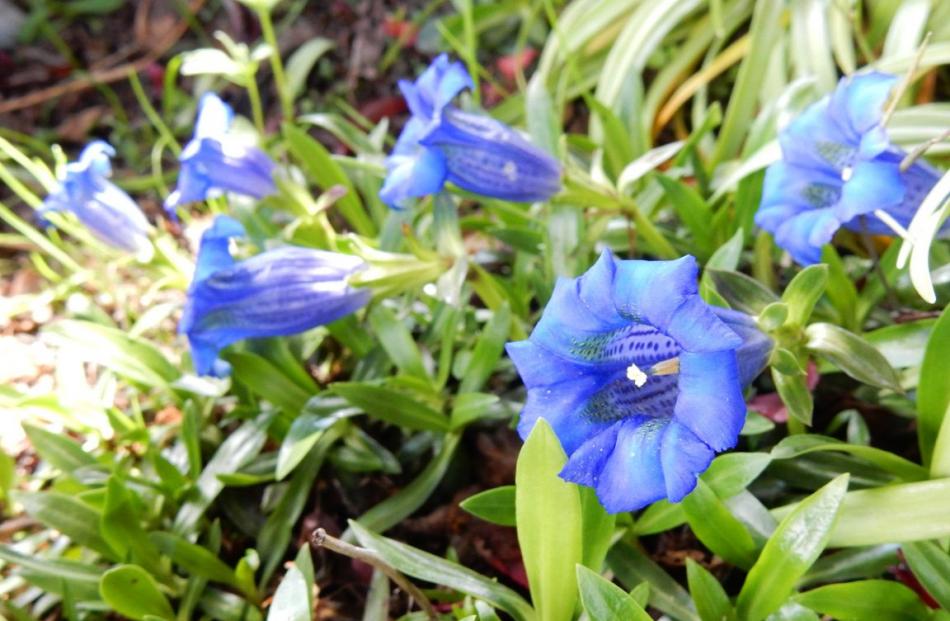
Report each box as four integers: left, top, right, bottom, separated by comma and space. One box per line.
40, 141, 151, 253
756, 72, 943, 265
181, 216, 371, 376
165, 93, 277, 217
380, 54, 561, 208
506, 252, 771, 513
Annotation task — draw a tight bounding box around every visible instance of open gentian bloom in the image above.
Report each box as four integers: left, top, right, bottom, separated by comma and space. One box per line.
164, 93, 277, 217
181, 216, 371, 377
40, 141, 151, 254
380, 54, 561, 208
756, 71, 943, 265
506, 251, 771, 513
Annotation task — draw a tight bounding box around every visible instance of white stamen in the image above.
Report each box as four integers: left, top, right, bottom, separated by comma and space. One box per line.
873, 208, 911, 240
841, 166, 853, 182
626, 363, 648, 388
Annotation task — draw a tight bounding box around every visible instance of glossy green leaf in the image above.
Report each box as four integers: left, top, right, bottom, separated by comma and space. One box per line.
608, 540, 699, 621
772, 367, 813, 426
174, 414, 271, 534
13, 491, 116, 559
801, 545, 900, 587
0, 544, 102, 601
330, 382, 448, 432
681, 479, 757, 569
22, 423, 96, 473
781, 265, 828, 328
227, 351, 312, 415
576, 565, 651, 621
283, 123, 375, 236
284, 37, 334, 102
657, 175, 714, 258
770, 435, 927, 482
902, 540, 950, 610
277, 406, 356, 480
460, 304, 511, 394
368, 304, 429, 380
793, 580, 929, 621
685, 558, 734, 621
101, 477, 166, 577
266, 566, 309, 621
737, 474, 849, 621
919, 306, 950, 466
350, 521, 534, 621
151, 531, 238, 586
805, 323, 901, 391
516, 419, 582, 621
99, 565, 175, 621
460, 486, 516, 527
707, 269, 779, 315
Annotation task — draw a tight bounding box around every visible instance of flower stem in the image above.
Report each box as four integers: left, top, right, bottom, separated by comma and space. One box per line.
245, 70, 266, 134
128, 70, 181, 156
311, 528, 438, 620
256, 7, 293, 120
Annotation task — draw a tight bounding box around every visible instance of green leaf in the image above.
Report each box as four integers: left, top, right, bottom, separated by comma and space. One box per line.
793, 580, 929, 621
227, 351, 313, 415
266, 566, 309, 621
22, 423, 97, 473
460, 304, 511, 394
0, 450, 13, 503
706, 269, 779, 315
579, 485, 616, 573
820, 246, 859, 331
781, 265, 828, 328
330, 382, 448, 431
801, 545, 900, 587
902, 540, 950, 610
368, 305, 429, 381
174, 414, 271, 534
685, 559, 734, 621
352, 433, 460, 534
151, 532, 238, 587
736, 474, 849, 621
349, 521, 534, 621
805, 323, 902, 392
772, 367, 813, 426
770, 435, 927, 482
0, 544, 102, 601
44, 319, 179, 388
450, 392, 501, 430
284, 37, 334, 102
919, 306, 950, 466
460, 486, 516, 527
516, 419, 582, 621
101, 477, 166, 577
607, 540, 698, 621
681, 479, 757, 569
657, 175, 714, 259
99, 565, 175, 621
576, 565, 651, 621
283, 124, 375, 236
277, 404, 356, 480
13, 491, 116, 559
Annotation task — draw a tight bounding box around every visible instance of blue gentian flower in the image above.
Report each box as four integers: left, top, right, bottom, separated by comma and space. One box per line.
380, 54, 561, 208
165, 93, 277, 217
506, 251, 771, 513
756, 72, 943, 265
40, 141, 152, 253
181, 216, 371, 377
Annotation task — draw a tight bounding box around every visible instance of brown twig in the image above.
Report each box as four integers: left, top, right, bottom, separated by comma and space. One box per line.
0, 0, 206, 115
311, 528, 438, 621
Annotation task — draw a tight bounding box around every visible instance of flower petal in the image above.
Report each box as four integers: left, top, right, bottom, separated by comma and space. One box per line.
195, 93, 234, 139
673, 350, 745, 451
835, 159, 904, 223
660, 420, 716, 502
665, 296, 743, 354
773, 208, 841, 265
592, 416, 668, 513
829, 72, 897, 137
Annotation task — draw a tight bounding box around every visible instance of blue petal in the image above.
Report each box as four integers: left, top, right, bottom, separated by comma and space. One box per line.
829, 72, 897, 137
75, 141, 115, 177
673, 350, 745, 451
421, 108, 561, 202
773, 208, 841, 265
168, 137, 276, 210
612, 255, 699, 332
560, 421, 622, 488
592, 416, 668, 513
665, 296, 743, 354
780, 100, 855, 173
380, 146, 448, 208
401, 54, 473, 120
193, 216, 244, 282
761, 161, 841, 213
711, 307, 773, 386
835, 159, 904, 223
660, 421, 715, 502
195, 93, 234, 139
